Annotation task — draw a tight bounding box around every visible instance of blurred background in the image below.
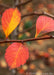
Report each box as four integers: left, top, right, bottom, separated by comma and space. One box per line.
0, 0, 54, 75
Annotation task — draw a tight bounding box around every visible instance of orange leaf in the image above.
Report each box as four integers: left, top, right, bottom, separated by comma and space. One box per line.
35, 16, 54, 38
5, 43, 29, 69
2, 8, 21, 38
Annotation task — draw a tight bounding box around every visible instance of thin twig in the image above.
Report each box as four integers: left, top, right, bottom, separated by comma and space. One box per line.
0, 10, 54, 19
22, 11, 54, 19
0, 4, 10, 8
0, 5, 54, 19
0, 0, 32, 8
0, 36, 54, 44
15, 0, 32, 7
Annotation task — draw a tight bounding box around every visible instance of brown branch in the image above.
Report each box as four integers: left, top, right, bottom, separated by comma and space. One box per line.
0, 36, 54, 44
22, 11, 54, 19
15, 0, 32, 7
0, 0, 32, 8
0, 4, 10, 8
0, 10, 54, 19
0, 3, 54, 19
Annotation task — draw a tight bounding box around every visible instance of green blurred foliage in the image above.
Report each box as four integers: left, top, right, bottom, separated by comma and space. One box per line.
18, 34, 28, 40
24, 21, 33, 29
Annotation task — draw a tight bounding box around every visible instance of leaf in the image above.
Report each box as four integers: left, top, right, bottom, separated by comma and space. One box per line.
5, 43, 29, 69
2, 8, 21, 38
35, 16, 54, 38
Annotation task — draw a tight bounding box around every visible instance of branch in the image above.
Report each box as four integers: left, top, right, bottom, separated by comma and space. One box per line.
15, 0, 32, 7
0, 36, 54, 44
0, 0, 32, 8
22, 11, 54, 19
0, 3, 54, 19
0, 4, 10, 8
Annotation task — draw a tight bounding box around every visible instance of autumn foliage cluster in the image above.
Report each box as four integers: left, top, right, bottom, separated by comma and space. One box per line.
1, 8, 54, 69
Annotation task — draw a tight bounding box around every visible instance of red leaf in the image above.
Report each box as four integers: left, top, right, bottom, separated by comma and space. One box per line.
2, 8, 21, 38
5, 43, 29, 69
35, 16, 54, 38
